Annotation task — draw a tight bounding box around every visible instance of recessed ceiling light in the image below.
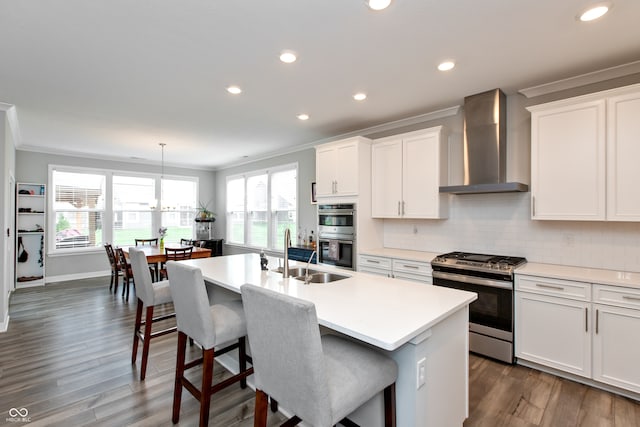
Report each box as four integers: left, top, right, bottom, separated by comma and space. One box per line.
279, 51, 297, 63
227, 86, 242, 94
353, 93, 367, 101
366, 0, 392, 11
297, 114, 309, 121
437, 61, 455, 71
578, 3, 612, 21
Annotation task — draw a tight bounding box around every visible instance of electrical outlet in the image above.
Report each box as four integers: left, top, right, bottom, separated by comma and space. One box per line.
416, 357, 426, 389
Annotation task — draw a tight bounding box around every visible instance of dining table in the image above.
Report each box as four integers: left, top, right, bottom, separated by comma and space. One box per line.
122, 244, 212, 264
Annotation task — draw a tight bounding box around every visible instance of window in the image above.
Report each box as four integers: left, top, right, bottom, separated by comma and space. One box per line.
226, 164, 297, 250
52, 170, 105, 250
50, 166, 198, 253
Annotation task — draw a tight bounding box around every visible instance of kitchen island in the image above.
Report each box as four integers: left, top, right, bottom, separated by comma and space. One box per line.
183, 253, 477, 427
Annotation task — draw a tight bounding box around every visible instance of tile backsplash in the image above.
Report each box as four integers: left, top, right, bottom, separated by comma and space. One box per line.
383, 193, 640, 272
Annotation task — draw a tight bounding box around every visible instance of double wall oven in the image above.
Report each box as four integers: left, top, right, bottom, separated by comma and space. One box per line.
317, 203, 355, 270
431, 252, 526, 364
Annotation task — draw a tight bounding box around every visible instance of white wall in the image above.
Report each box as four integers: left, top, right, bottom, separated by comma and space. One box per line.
15, 150, 216, 281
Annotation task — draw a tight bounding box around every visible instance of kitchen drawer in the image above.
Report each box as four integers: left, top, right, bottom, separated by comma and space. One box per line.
516, 275, 591, 301
392, 259, 432, 277
359, 255, 392, 270
593, 284, 640, 310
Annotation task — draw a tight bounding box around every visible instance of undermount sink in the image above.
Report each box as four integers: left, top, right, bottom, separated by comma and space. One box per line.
272, 267, 319, 277
294, 272, 350, 284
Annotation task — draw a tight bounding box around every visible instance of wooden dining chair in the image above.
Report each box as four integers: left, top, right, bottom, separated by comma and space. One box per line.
135, 238, 158, 246
115, 247, 135, 301
104, 243, 122, 294
160, 246, 193, 280
180, 238, 193, 246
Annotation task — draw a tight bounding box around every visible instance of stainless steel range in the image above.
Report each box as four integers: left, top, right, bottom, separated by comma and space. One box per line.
431, 251, 527, 363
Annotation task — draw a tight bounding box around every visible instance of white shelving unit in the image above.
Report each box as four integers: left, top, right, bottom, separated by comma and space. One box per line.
16, 182, 46, 287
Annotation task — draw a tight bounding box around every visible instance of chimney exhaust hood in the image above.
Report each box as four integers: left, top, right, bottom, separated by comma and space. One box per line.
440, 89, 528, 195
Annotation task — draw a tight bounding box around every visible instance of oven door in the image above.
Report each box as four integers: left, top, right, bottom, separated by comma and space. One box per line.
317, 238, 354, 269
432, 271, 513, 334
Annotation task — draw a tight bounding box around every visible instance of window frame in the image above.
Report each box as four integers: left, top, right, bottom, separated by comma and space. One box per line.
48, 165, 199, 255
225, 162, 298, 251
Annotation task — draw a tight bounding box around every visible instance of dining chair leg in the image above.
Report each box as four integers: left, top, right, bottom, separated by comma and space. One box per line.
239, 337, 248, 389
172, 331, 187, 424
254, 389, 269, 427
140, 305, 154, 380
384, 383, 396, 427
109, 271, 114, 292
200, 348, 215, 427
132, 299, 143, 363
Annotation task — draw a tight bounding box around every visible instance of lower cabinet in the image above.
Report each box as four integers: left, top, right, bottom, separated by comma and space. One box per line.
358, 254, 432, 284
516, 275, 640, 394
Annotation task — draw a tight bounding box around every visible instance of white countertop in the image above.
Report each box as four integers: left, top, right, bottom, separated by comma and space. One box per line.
359, 247, 440, 263
516, 262, 640, 289
183, 253, 477, 351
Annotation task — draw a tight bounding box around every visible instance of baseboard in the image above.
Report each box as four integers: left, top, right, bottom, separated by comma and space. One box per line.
0, 314, 9, 333
46, 270, 111, 284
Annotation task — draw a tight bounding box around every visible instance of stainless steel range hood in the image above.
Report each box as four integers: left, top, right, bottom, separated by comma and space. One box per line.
440, 89, 528, 195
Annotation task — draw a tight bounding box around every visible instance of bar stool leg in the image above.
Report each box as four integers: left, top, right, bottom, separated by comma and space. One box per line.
140, 305, 154, 380
200, 348, 215, 427
172, 331, 187, 423
254, 389, 269, 427
132, 299, 143, 363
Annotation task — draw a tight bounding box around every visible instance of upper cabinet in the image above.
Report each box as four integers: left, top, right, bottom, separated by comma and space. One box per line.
371, 127, 448, 219
315, 136, 371, 198
528, 83, 640, 221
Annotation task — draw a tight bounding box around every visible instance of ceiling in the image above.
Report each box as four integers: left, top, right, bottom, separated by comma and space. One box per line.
1, 0, 639, 170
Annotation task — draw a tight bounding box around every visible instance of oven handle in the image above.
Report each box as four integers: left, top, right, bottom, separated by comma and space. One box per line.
432, 271, 513, 290
318, 238, 354, 244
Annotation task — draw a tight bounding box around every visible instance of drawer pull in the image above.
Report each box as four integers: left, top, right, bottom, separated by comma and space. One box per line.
536, 283, 565, 291
622, 295, 640, 302
366, 259, 380, 264
595, 309, 599, 335
585, 307, 588, 333
402, 264, 420, 269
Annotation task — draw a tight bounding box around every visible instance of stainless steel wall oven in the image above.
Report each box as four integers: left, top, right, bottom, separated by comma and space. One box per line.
317, 203, 355, 270
431, 252, 526, 364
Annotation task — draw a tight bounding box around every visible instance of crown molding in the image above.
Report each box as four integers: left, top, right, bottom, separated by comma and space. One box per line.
519, 60, 640, 98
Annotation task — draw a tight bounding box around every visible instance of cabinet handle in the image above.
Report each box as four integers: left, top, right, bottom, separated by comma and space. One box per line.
532, 196, 536, 217
402, 201, 405, 215
334, 180, 338, 193
585, 307, 588, 333
397, 201, 401, 216
402, 264, 420, 269
595, 309, 599, 335
366, 259, 380, 264
535, 283, 565, 291
623, 295, 640, 301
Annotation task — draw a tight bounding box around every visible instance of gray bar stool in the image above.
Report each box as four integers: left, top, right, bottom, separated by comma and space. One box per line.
129, 247, 176, 380
166, 261, 253, 427
240, 284, 398, 427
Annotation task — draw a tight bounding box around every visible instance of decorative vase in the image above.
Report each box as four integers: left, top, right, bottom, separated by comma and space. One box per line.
159, 238, 164, 251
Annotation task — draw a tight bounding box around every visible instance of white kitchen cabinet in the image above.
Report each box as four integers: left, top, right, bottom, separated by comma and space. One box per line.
371, 127, 448, 219
592, 285, 640, 393
515, 276, 591, 378
16, 182, 46, 287
315, 137, 369, 198
358, 254, 432, 284
606, 90, 640, 221
528, 83, 640, 221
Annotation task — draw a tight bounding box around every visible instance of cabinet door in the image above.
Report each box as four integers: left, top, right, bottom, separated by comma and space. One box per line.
592, 304, 640, 393
530, 99, 606, 220
334, 142, 359, 196
515, 292, 591, 377
607, 90, 640, 221
371, 138, 402, 218
316, 146, 336, 197
403, 131, 442, 218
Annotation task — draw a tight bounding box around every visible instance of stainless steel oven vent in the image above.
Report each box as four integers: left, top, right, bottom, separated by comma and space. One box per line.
440, 89, 528, 195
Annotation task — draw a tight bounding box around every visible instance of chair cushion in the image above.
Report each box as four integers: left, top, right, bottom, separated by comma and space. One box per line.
152, 280, 173, 306
322, 334, 398, 423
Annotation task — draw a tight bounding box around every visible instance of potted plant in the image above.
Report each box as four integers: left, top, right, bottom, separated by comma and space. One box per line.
196, 201, 216, 221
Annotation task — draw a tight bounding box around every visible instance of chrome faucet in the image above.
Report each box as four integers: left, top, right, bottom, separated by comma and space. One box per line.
303, 251, 317, 285
283, 228, 291, 278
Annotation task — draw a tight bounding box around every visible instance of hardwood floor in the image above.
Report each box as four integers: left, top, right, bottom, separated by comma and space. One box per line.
2, 277, 639, 426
